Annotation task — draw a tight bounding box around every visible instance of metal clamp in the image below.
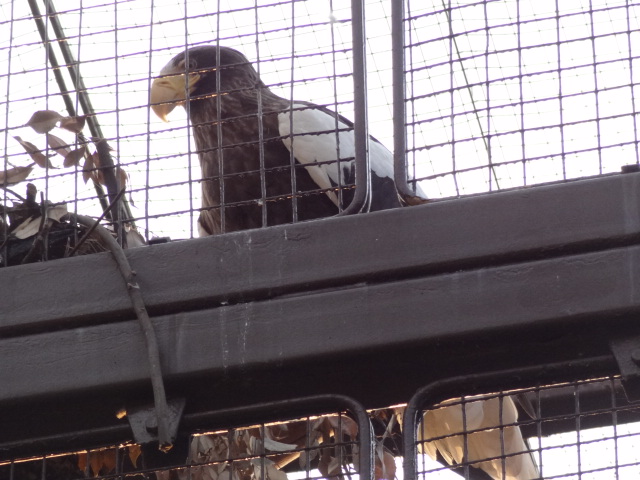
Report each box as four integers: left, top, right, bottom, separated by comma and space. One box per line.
610, 336, 640, 402
127, 398, 186, 446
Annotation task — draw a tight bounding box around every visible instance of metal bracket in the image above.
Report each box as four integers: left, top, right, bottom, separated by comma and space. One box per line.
610, 337, 640, 402
127, 398, 186, 446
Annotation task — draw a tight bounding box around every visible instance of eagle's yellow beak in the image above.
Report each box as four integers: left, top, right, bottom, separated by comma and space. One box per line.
150, 72, 200, 122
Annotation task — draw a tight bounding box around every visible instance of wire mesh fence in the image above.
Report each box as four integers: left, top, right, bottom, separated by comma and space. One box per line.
1, 0, 371, 245
2, 0, 639, 257
0, 410, 369, 480
3, 375, 640, 480
401, 0, 640, 197
407, 376, 640, 480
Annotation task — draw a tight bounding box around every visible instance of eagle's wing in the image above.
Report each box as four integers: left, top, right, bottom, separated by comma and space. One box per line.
278, 103, 402, 210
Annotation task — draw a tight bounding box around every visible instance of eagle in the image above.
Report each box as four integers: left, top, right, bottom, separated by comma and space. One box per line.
149, 45, 422, 236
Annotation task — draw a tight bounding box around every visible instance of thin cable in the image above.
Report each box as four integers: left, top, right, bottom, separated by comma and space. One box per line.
441, 1, 500, 190
73, 213, 173, 451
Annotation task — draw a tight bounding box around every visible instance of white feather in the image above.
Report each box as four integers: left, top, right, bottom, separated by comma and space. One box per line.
420, 395, 539, 480
278, 104, 396, 206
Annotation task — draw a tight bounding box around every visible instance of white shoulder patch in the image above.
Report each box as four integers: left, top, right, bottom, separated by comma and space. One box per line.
278, 104, 395, 206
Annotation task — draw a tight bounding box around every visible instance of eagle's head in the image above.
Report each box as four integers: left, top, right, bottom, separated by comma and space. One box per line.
150, 45, 262, 121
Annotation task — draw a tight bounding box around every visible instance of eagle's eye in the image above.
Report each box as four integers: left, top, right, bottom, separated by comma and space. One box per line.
187, 57, 197, 71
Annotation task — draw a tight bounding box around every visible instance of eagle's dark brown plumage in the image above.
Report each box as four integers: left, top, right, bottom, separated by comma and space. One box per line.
188, 47, 347, 235
151, 45, 412, 235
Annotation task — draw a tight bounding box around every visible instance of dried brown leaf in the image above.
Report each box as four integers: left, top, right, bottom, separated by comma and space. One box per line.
128, 445, 141, 468
82, 152, 94, 184
76, 453, 87, 474
11, 204, 68, 239
0, 165, 33, 185
93, 169, 105, 185
47, 133, 72, 157
298, 451, 307, 469
374, 447, 396, 480
92, 450, 116, 476
81, 152, 104, 185
13, 136, 54, 169
116, 166, 128, 188
128, 190, 136, 208
85, 151, 106, 185
91, 149, 102, 168
263, 437, 298, 453
251, 458, 288, 480
26, 110, 63, 134
12, 216, 41, 239
47, 203, 69, 222
318, 454, 341, 478
59, 114, 86, 133
248, 436, 262, 456
189, 435, 229, 464
324, 415, 358, 439
77, 451, 115, 476
93, 450, 116, 476
64, 145, 87, 168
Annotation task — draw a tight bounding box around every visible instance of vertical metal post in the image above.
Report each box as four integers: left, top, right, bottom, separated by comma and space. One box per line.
340, 0, 371, 215
392, 0, 424, 204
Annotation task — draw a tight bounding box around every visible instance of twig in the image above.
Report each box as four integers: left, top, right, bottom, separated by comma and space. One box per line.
0, 186, 27, 203
20, 224, 52, 265
67, 187, 126, 257
73, 214, 173, 451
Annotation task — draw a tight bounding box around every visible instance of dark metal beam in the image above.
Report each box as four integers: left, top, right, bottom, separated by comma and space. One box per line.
1, 237, 638, 404
3, 171, 640, 336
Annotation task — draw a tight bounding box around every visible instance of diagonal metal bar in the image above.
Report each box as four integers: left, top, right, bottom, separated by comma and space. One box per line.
28, 0, 135, 234
43, 0, 135, 232
26, 0, 109, 215
43, 0, 102, 139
